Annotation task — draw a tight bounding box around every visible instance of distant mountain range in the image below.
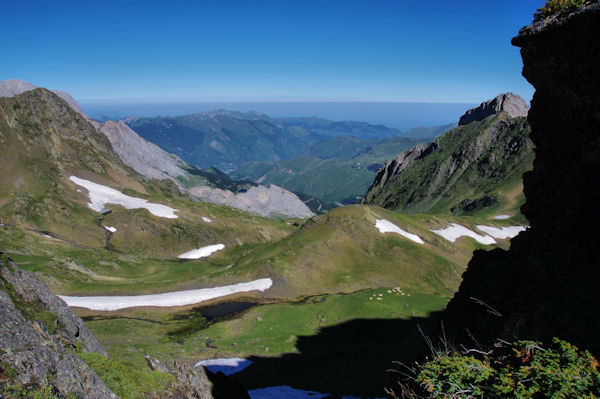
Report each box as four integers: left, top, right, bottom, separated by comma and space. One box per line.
124, 111, 452, 173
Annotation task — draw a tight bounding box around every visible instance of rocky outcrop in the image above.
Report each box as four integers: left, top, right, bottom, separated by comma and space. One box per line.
99, 120, 189, 184
458, 93, 529, 126
364, 141, 437, 195
0, 79, 87, 118
361, 101, 533, 215
189, 184, 315, 219
0, 260, 106, 355
443, 3, 600, 354
145, 355, 250, 399
0, 251, 116, 397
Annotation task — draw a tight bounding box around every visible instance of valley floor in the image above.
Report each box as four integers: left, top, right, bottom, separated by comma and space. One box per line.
0, 204, 526, 397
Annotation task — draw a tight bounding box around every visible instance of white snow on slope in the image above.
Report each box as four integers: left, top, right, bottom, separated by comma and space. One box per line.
59, 278, 273, 311
202, 216, 212, 223
69, 176, 178, 219
430, 223, 496, 245
476, 225, 526, 239
178, 244, 225, 259
493, 214, 511, 220
195, 358, 252, 375
375, 219, 424, 244
104, 226, 117, 233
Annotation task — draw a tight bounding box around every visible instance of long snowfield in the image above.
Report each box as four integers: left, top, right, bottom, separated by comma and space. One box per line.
431, 223, 526, 244
178, 244, 225, 259
374, 219, 424, 244
59, 278, 273, 311
69, 176, 179, 218
430, 223, 497, 245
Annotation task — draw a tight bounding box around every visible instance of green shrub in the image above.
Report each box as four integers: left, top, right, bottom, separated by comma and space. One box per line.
534, 0, 592, 20
390, 338, 600, 398
416, 354, 494, 397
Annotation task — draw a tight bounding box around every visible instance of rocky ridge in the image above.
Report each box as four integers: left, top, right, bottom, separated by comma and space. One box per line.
0, 79, 87, 118
99, 120, 189, 184
362, 94, 533, 215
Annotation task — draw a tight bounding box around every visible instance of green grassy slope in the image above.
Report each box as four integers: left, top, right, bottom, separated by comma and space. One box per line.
0, 89, 295, 294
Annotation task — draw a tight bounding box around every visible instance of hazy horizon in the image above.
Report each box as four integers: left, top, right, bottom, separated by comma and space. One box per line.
80, 100, 474, 131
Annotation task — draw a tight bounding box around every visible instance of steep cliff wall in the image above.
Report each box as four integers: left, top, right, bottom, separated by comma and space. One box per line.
444, 3, 600, 354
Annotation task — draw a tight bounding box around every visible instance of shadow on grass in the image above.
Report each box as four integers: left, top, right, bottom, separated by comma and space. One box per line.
233, 311, 444, 398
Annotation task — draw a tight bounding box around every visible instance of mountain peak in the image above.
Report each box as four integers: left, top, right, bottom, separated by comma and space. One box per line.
0, 79, 86, 118
458, 93, 529, 126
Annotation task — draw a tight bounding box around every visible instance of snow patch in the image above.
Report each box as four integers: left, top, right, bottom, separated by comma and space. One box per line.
475, 225, 526, 239
104, 226, 117, 233
375, 219, 424, 244
202, 216, 212, 223
493, 214, 511, 220
59, 278, 273, 311
430, 223, 496, 245
248, 386, 379, 399
248, 386, 328, 399
178, 244, 225, 259
195, 358, 252, 375
69, 176, 178, 218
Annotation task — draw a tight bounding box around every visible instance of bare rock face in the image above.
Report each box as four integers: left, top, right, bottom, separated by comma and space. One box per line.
0, 79, 87, 118
190, 184, 314, 218
458, 93, 529, 126
363, 141, 438, 197
99, 120, 188, 184
0, 261, 106, 355
0, 251, 116, 398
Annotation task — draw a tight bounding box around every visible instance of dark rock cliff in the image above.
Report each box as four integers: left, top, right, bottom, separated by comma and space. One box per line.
444, 3, 600, 354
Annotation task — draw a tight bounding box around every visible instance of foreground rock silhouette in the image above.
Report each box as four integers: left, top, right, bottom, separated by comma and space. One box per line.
444, 2, 600, 354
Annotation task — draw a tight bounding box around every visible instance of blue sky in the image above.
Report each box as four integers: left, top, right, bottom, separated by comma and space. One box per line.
2, 0, 544, 104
